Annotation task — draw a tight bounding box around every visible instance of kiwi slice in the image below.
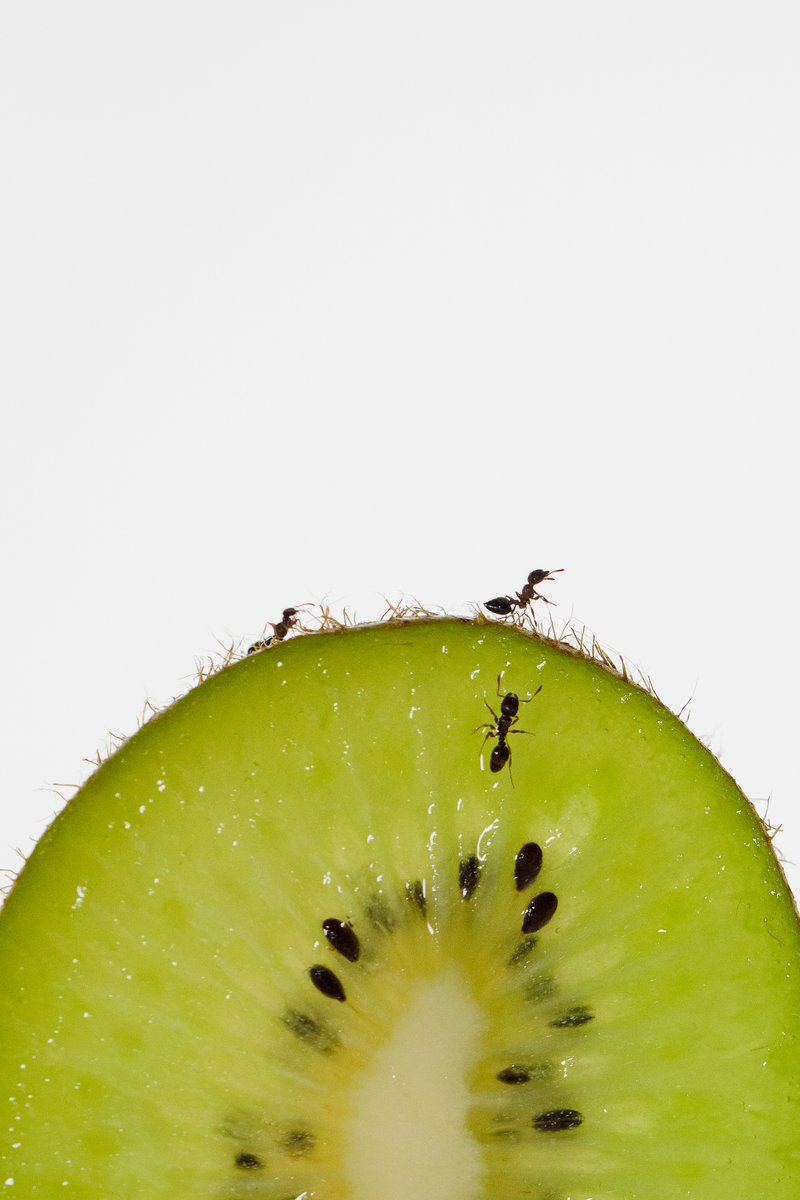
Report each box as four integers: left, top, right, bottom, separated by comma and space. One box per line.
1, 617, 799, 1198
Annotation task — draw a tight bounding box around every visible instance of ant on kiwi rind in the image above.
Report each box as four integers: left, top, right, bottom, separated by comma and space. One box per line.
473, 675, 542, 785
247, 605, 311, 655
484, 568, 564, 619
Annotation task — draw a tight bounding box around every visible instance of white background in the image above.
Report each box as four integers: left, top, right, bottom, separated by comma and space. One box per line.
1, 4, 798, 901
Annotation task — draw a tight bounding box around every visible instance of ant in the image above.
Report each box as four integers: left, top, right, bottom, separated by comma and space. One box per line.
474, 675, 542, 783
484, 568, 563, 617
247, 606, 309, 655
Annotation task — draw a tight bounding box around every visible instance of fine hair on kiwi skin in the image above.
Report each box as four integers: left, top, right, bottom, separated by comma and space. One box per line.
1, 611, 799, 1199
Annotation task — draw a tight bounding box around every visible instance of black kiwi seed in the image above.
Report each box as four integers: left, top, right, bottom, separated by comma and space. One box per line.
497, 1065, 530, 1085
282, 1009, 339, 1054
219, 1111, 252, 1140
406, 879, 427, 916
309, 964, 347, 1002
459, 855, 482, 900
281, 1128, 315, 1156
533, 1109, 583, 1132
508, 934, 538, 966
549, 1005, 593, 1028
514, 842, 543, 892
235, 1151, 264, 1169
322, 918, 360, 962
521, 891, 558, 934
489, 1125, 521, 1142
365, 896, 396, 931
524, 974, 556, 1002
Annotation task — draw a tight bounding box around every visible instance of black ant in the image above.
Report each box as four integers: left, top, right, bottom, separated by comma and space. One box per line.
247, 606, 308, 655
474, 675, 542, 783
484, 568, 563, 617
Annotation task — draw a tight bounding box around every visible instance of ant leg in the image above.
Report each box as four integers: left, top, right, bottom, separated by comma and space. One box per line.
474, 728, 497, 769
291, 603, 316, 632
483, 699, 500, 722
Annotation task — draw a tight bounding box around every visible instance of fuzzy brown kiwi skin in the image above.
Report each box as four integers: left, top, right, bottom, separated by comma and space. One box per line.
1, 605, 795, 934
6, 602, 789, 861
0, 606, 796, 942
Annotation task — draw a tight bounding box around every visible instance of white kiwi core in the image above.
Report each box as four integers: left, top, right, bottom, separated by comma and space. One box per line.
345, 969, 486, 1200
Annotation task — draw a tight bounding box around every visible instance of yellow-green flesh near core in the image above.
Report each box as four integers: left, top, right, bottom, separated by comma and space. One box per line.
1, 618, 799, 1199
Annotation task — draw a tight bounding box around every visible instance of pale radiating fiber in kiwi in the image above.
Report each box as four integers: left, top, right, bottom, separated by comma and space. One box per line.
1, 618, 799, 1199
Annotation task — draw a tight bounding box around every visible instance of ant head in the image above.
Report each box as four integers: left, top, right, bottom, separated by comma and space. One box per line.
528, 568, 564, 586
527, 569, 548, 586
281, 603, 314, 621
500, 693, 519, 718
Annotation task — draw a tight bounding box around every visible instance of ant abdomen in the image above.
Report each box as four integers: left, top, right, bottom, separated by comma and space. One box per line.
485, 596, 515, 616
490, 742, 510, 772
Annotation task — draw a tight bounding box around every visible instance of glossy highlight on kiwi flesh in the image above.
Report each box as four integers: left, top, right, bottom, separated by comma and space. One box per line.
1, 617, 799, 1198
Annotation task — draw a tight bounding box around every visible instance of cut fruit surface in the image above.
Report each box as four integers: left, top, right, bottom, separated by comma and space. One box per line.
1, 617, 798, 1198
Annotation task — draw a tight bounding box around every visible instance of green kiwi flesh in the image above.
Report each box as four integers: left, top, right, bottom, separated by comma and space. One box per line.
1, 617, 799, 1198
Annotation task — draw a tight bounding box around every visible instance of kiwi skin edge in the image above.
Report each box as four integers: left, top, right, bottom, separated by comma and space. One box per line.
1, 614, 799, 1198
